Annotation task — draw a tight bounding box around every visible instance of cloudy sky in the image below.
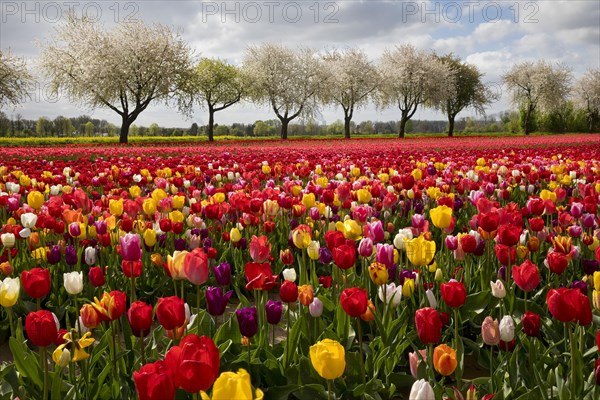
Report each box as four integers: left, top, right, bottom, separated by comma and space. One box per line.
1, 0, 599, 128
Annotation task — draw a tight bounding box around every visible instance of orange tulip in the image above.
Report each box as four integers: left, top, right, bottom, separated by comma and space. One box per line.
433, 344, 457, 376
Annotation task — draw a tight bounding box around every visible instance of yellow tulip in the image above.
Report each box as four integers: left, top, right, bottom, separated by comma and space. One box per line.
167, 251, 187, 280
335, 219, 362, 240
151, 188, 167, 203
109, 198, 124, 217
430, 205, 453, 229
169, 210, 184, 223
0, 277, 20, 307
405, 235, 436, 266
230, 228, 242, 243
142, 198, 157, 216
356, 188, 372, 204
210, 369, 264, 400
307, 241, 320, 260
302, 193, 316, 209
368, 262, 388, 286
144, 229, 157, 247
173, 195, 186, 209
594, 271, 600, 292
292, 225, 312, 249
19, 174, 31, 187
27, 191, 44, 210
129, 185, 142, 198
539, 189, 556, 202
212, 193, 225, 204
402, 278, 415, 298
309, 339, 346, 380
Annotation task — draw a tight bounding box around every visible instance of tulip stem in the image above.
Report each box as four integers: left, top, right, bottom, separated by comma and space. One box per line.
130, 275, 136, 303
489, 346, 494, 393
285, 305, 291, 370
7, 307, 14, 338
139, 333, 146, 366
568, 323, 577, 397
196, 284, 201, 334
40, 346, 48, 400
327, 379, 332, 400
356, 319, 366, 386
73, 296, 81, 338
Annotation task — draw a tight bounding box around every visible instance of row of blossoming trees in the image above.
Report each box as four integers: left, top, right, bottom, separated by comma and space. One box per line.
1, 17, 599, 143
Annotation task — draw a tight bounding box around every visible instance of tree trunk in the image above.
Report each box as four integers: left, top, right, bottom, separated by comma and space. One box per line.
398, 111, 408, 138
344, 115, 352, 139
280, 119, 289, 139
524, 105, 533, 135
448, 115, 455, 137
119, 117, 132, 144
207, 108, 215, 142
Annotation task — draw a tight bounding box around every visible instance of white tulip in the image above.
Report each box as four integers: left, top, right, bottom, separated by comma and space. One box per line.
282, 268, 297, 282
64, 271, 83, 295
20, 212, 38, 229
1, 233, 16, 248
499, 315, 515, 342
84, 247, 96, 266
490, 280, 506, 298
425, 289, 437, 309
378, 283, 403, 307
409, 379, 434, 400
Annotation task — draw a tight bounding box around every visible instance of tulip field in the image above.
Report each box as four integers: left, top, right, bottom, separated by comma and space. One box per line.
2, 134, 600, 400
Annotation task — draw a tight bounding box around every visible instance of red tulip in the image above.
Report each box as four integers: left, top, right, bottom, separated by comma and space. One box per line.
512, 260, 540, 292
547, 251, 569, 275
324, 230, 345, 250
249, 235, 271, 263
332, 244, 356, 270
25, 310, 58, 347
440, 280, 466, 308
156, 296, 186, 331
459, 235, 477, 254
528, 217, 545, 232
497, 224, 521, 247
21, 267, 51, 299
547, 287, 592, 326
478, 211, 499, 233
81, 303, 104, 328
88, 266, 106, 287
183, 248, 209, 285
165, 334, 220, 393
122, 260, 143, 278
522, 311, 541, 337
340, 288, 368, 317
128, 301, 153, 337
134, 360, 176, 400
494, 244, 516, 265
244, 262, 278, 291
279, 280, 298, 303
415, 307, 442, 344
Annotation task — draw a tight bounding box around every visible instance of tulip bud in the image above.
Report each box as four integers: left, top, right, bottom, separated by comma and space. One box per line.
84, 247, 96, 266
309, 297, 323, 317
434, 268, 443, 282
409, 379, 434, 400
490, 280, 506, 298
1, 233, 15, 248
54, 348, 71, 367
282, 268, 297, 282
499, 315, 515, 342
425, 289, 437, 309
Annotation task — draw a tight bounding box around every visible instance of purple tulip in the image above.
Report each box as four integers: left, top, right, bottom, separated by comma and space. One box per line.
68, 222, 81, 238
309, 207, 320, 221
65, 245, 78, 266
265, 300, 283, 325
571, 280, 588, 295
238, 237, 247, 251
453, 198, 464, 212
445, 235, 458, 251
474, 238, 486, 257
236, 306, 258, 338
319, 248, 333, 264
173, 238, 186, 251
366, 221, 385, 243
498, 265, 506, 281
376, 243, 394, 269
120, 233, 141, 261
399, 269, 416, 285
199, 228, 209, 240
213, 262, 232, 286
427, 165, 436, 176
412, 214, 425, 229
47, 244, 61, 265
582, 259, 599, 275
206, 286, 232, 317
358, 237, 374, 258
582, 213, 596, 229
570, 202, 583, 218
568, 225, 582, 238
